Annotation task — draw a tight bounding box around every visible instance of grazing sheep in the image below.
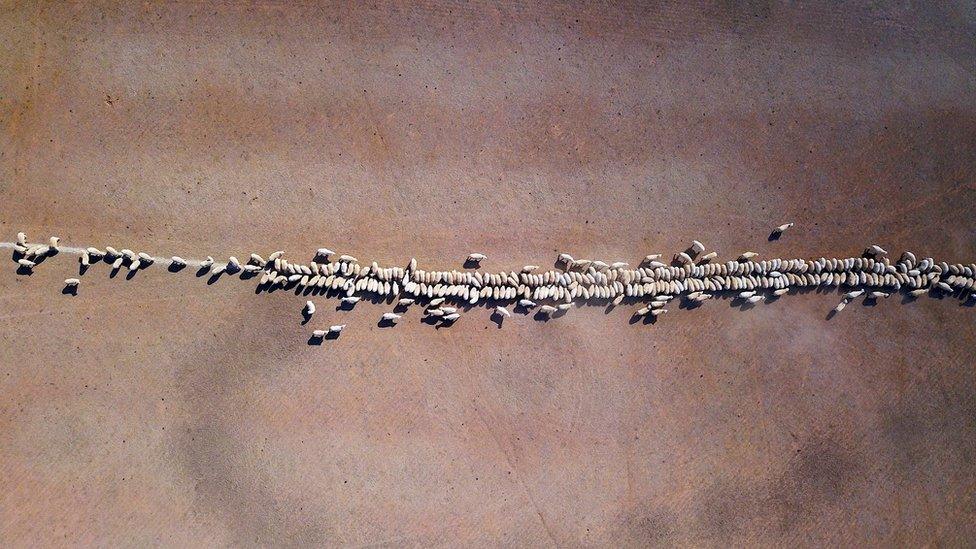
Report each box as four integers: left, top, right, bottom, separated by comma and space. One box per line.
428, 297, 446, 307
329, 324, 346, 334
80, 252, 90, 266
268, 251, 284, 261
105, 246, 120, 257
339, 254, 359, 263
698, 252, 718, 262
739, 252, 759, 261
64, 278, 80, 286
467, 253, 487, 263
304, 301, 316, 316
171, 256, 187, 267
341, 296, 361, 305
558, 253, 574, 265
745, 295, 764, 304
16, 232, 27, 246
868, 291, 890, 299
518, 299, 537, 308
650, 308, 668, 316
381, 312, 402, 323
844, 290, 865, 300
691, 240, 705, 254
311, 329, 327, 338
522, 265, 540, 273
610, 262, 629, 269
138, 252, 154, 263
49, 236, 60, 249
442, 313, 461, 322
316, 248, 335, 259
17, 258, 35, 269
833, 301, 847, 313
397, 298, 415, 306
495, 306, 511, 317
200, 256, 214, 270
674, 252, 693, 265
865, 245, 888, 257
772, 223, 794, 235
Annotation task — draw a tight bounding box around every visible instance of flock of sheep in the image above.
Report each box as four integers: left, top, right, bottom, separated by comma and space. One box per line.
9, 225, 976, 340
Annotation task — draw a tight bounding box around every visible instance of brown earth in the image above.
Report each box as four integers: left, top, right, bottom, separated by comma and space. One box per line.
1, 1, 975, 546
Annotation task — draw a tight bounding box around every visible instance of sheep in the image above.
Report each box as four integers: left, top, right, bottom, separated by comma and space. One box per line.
844, 290, 864, 300
908, 288, 928, 297
397, 298, 415, 306
674, 252, 693, 265
495, 306, 511, 317
772, 223, 794, 236
592, 260, 610, 271
227, 256, 241, 271
80, 252, 90, 266
426, 308, 445, 317
557, 303, 572, 311
698, 252, 718, 263
739, 252, 759, 261
738, 291, 756, 299
868, 291, 890, 299
17, 258, 35, 269
558, 253, 574, 265
86, 247, 103, 257
64, 278, 80, 287
311, 329, 327, 338
49, 236, 60, 249
105, 246, 120, 257
772, 288, 789, 296
539, 305, 558, 316
200, 256, 214, 270
138, 252, 154, 263
428, 297, 445, 307
865, 245, 888, 257
121, 249, 135, 259
409, 258, 418, 271
381, 312, 402, 323
316, 248, 335, 259
522, 265, 540, 273
833, 301, 847, 313
111, 257, 124, 269
128, 258, 141, 271
690, 240, 705, 254
249, 253, 266, 265
518, 299, 537, 308
171, 256, 187, 267
745, 295, 764, 304
441, 306, 457, 314
610, 262, 629, 269
341, 296, 361, 305
339, 254, 359, 263
268, 251, 284, 261
329, 324, 346, 334
467, 253, 487, 263
650, 308, 669, 317
16, 232, 27, 246
442, 313, 461, 322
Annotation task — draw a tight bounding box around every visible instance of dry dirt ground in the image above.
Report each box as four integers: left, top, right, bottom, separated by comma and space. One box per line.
2, 1, 976, 546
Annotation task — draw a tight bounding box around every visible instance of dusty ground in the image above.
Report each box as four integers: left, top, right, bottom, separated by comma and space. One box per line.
2, 1, 975, 546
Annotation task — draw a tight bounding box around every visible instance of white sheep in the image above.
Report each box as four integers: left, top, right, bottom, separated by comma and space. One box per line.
495, 306, 511, 317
